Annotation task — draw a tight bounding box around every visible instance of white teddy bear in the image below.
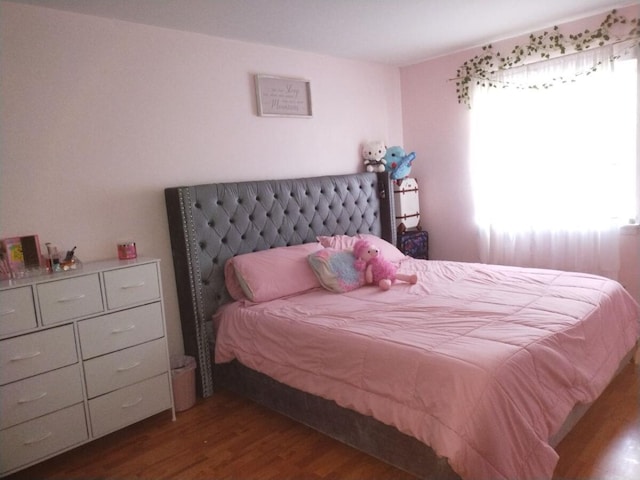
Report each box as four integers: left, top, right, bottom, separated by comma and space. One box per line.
362, 141, 387, 173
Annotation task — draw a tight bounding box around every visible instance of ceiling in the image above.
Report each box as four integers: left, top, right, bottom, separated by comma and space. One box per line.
5, 0, 634, 65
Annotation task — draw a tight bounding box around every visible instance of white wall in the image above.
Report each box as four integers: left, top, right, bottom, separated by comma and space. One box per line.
0, 1, 403, 355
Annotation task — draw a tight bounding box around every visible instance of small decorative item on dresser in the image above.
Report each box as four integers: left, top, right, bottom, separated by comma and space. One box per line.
117, 242, 137, 260
397, 228, 429, 260
44, 243, 80, 272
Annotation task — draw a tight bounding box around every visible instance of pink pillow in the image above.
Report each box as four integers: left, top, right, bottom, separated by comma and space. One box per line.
316, 234, 405, 262
224, 259, 247, 301
232, 243, 322, 302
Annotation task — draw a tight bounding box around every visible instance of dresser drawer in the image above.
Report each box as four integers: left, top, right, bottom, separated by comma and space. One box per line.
0, 364, 83, 429
0, 403, 88, 476
84, 339, 169, 398
78, 303, 164, 360
104, 263, 160, 310
37, 274, 103, 325
0, 325, 77, 385
0, 287, 37, 336
88, 374, 171, 438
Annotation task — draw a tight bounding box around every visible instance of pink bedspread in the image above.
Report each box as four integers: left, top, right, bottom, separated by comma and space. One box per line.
214, 260, 639, 480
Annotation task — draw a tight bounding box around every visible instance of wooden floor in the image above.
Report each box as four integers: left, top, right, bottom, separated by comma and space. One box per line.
7, 362, 638, 480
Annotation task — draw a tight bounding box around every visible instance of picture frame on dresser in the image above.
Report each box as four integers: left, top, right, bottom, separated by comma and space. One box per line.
0, 235, 42, 280
0, 258, 175, 477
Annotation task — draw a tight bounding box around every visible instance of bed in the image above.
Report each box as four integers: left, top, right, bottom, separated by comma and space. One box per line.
165, 171, 639, 480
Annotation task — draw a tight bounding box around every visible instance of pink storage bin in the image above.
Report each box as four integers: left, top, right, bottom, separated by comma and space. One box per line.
170, 355, 197, 412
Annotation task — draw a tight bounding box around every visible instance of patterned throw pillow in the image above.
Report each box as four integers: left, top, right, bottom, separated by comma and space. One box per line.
308, 248, 363, 293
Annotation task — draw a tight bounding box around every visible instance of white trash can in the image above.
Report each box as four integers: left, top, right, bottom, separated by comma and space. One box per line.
170, 355, 197, 412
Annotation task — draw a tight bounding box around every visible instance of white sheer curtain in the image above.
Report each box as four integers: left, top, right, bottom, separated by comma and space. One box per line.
470, 43, 638, 279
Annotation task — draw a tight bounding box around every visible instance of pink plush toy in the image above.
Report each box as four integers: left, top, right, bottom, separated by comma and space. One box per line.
352, 239, 418, 291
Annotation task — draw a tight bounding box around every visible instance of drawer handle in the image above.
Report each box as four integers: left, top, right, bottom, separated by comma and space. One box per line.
1, 308, 17, 316
57, 294, 86, 303
117, 361, 141, 372
121, 281, 146, 289
111, 324, 136, 334
18, 391, 48, 404
121, 396, 143, 409
24, 431, 53, 445
10, 351, 42, 361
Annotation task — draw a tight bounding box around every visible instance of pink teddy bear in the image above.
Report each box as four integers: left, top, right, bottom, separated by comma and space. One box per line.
352, 239, 418, 291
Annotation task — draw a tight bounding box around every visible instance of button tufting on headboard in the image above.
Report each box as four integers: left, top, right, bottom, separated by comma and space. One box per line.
165, 172, 395, 397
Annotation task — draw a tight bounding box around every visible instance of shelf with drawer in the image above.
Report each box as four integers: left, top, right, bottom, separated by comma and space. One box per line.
84, 338, 169, 399
0, 364, 84, 430
0, 258, 175, 477
103, 262, 160, 310
0, 287, 37, 337
89, 373, 172, 438
37, 273, 104, 325
0, 324, 77, 386
78, 302, 164, 359
1, 403, 88, 474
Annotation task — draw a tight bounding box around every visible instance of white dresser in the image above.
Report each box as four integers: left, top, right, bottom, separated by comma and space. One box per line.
0, 258, 175, 476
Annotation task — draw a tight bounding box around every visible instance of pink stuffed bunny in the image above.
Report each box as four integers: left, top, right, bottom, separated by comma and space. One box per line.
352, 239, 417, 291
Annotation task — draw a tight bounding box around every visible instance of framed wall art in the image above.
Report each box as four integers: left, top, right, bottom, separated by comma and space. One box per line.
255, 74, 313, 118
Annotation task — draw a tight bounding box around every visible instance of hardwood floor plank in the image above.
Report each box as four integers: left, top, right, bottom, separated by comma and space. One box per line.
553, 362, 639, 480
6, 363, 638, 480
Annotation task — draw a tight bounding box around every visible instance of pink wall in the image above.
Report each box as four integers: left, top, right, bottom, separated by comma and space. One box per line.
400, 4, 640, 301
400, 49, 478, 263
0, 1, 403, 355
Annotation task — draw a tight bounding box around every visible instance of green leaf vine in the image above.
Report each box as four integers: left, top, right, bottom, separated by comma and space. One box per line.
455, 9, 640, 108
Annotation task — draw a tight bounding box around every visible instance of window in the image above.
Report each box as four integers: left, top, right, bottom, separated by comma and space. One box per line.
470, 43, 638, 278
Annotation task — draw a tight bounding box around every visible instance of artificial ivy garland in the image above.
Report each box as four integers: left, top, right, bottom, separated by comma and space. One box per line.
455, 9, 640, 108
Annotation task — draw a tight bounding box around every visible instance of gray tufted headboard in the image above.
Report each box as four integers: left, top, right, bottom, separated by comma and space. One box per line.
165, 172, 395, 396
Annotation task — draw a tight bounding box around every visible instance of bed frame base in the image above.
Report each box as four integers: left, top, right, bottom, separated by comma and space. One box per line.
548, 344, 637, 447
215, 361, 460, 480
215, 345, 637, 479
